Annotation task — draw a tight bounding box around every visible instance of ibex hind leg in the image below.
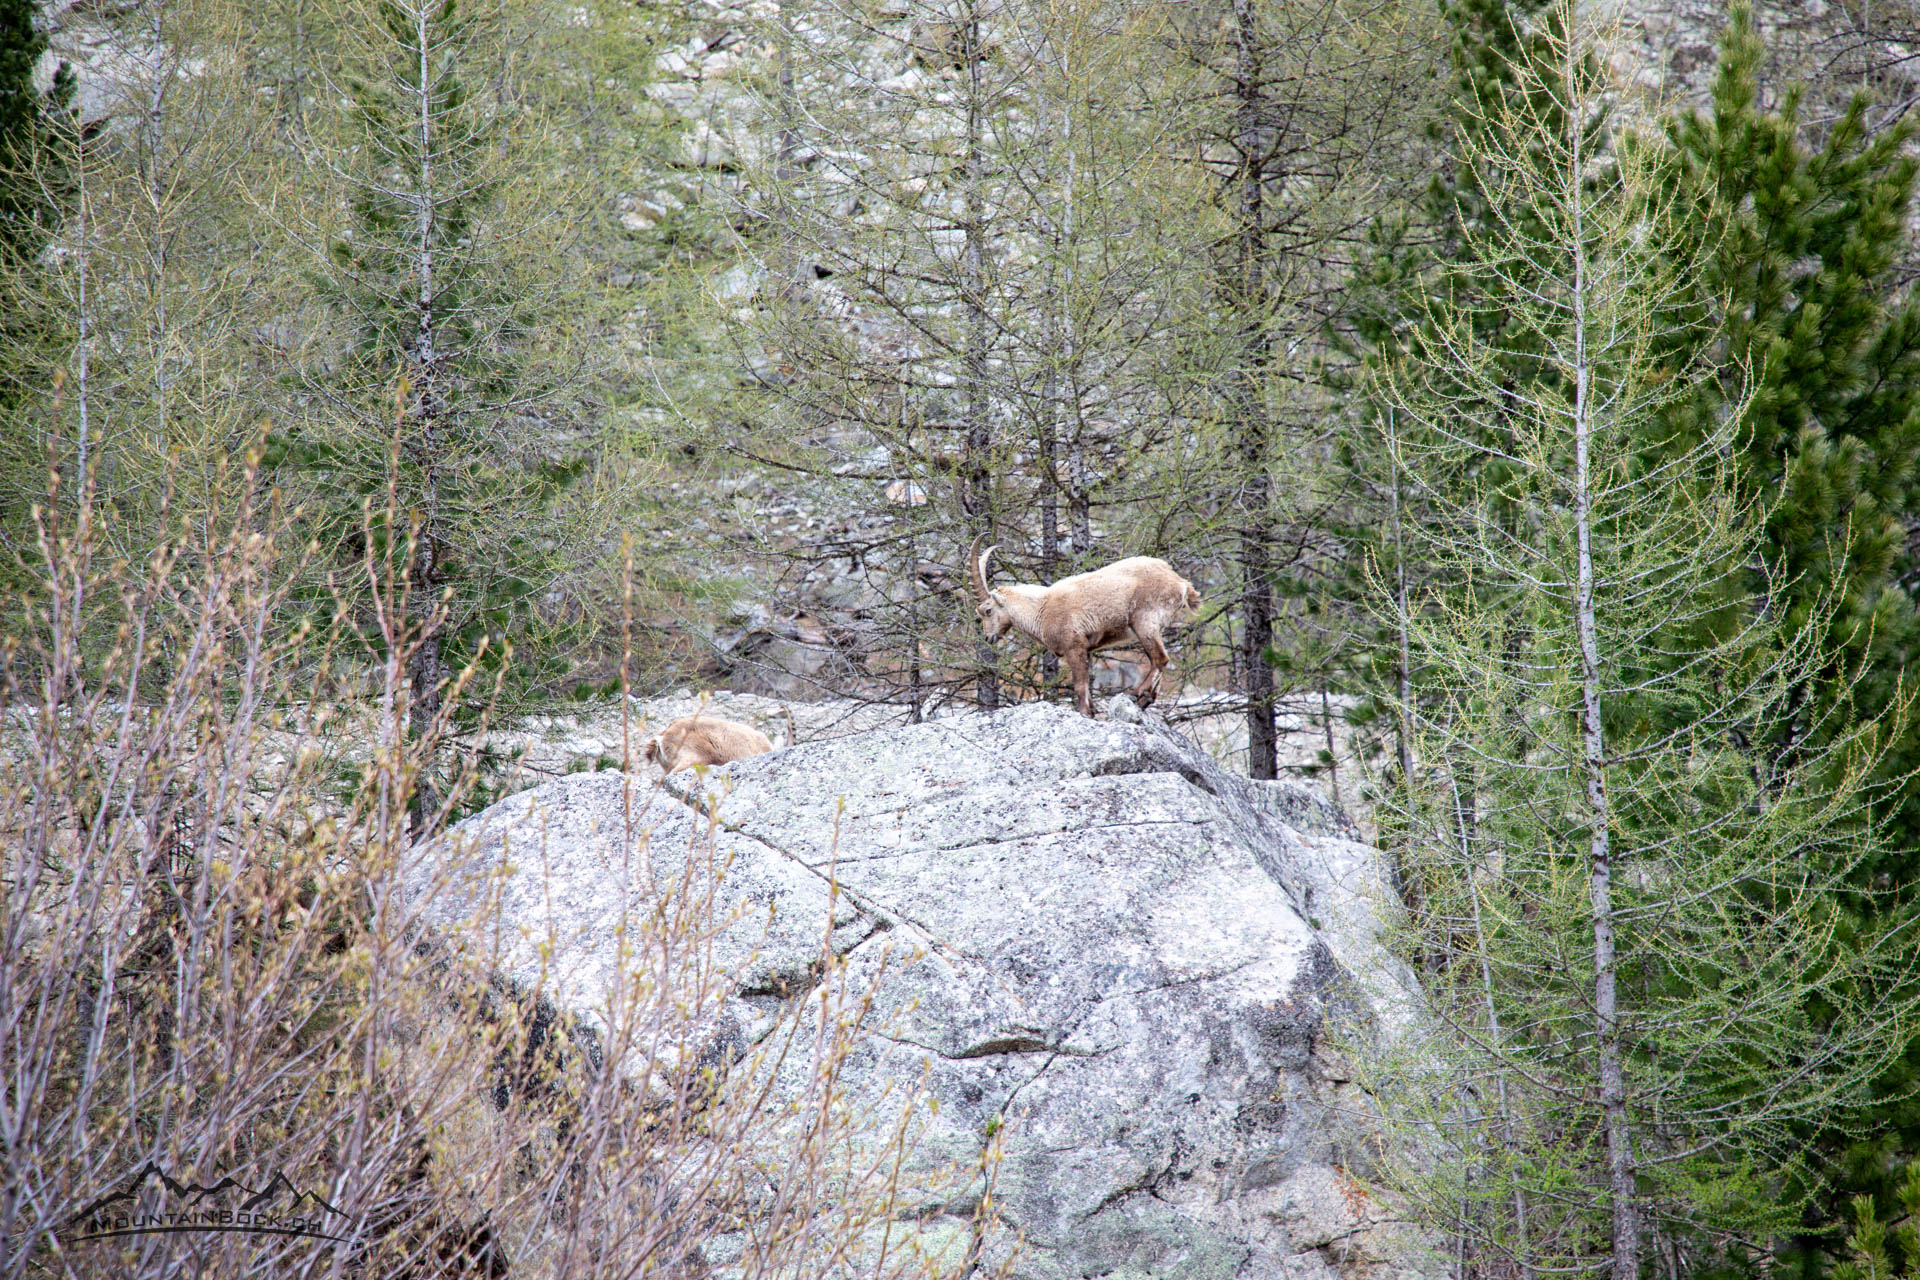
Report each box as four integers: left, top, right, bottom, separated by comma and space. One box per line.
1133, 630, 1171, 709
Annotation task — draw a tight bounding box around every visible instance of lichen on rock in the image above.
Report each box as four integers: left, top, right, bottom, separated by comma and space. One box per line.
410, 700, 1441, 1280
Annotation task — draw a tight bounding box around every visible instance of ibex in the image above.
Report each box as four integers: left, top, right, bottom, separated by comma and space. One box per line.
644, 713, 777, 774
966, 535, 1200, 718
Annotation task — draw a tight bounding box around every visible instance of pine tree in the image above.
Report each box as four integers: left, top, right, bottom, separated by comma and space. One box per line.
1657, 12, 1920, 1257
0, 0, 69, 321
1664, 5, 1920, 868
270, 0, 605, 835
1831, 1164, 1920, 1280
0, 0, 71, 575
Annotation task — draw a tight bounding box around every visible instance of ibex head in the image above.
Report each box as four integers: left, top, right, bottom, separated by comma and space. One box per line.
966, 534, 1015, 640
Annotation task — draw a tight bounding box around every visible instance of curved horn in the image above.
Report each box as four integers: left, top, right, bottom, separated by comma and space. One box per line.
980, 544, 999, 591
966, 533, 989, 601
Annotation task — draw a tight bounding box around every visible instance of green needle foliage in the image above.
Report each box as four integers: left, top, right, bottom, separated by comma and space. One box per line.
1653, 10, 1920, 1260
1328, 0, 1569, 779
267, 0, 610, 830
1663, 5, 1920, 874
1359, 6, 1920, 1279
1832, 1164, 1920, 1280
0, 0, 70, 354
0, 0, 71, 581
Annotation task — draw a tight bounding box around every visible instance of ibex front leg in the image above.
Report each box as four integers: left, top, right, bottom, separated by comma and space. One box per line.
1064, 643, 1094, 717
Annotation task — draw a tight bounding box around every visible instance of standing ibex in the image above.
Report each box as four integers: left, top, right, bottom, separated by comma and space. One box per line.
966, 535, 1200, 717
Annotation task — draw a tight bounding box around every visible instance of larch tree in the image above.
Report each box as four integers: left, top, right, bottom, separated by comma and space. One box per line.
1224, 0, 1281, 779
35, 0, 284, 549
1363, 6, 1920, 1279
1172, 0, 1439, 778
1328, 0, 1556, 787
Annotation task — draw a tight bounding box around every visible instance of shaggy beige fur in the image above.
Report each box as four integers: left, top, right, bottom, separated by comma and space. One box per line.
643, 715, 775, 773
967, 535, 1201, 717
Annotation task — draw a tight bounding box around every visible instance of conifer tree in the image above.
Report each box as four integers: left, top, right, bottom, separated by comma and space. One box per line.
723, 0, 1213, 714
1147, 0, 1435, 773
1664, 6, 1920, 865
1832, 1164, 1920, 1280
0, 0, 71, 575
1341, 2, 1920, 836
1363, 7, 1919, 1278
1655, 15, 1920, 1252
271, 0, 611, 835
1329, 0, 1562, 784
0, 0, 69, 381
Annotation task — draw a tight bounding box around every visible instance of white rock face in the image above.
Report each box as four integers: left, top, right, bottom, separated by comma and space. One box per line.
1583, 0, 1918, 115
412, 700, 1438, 1280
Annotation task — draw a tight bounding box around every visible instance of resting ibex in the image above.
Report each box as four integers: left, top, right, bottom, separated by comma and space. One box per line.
644, 713, 777, 773
967, 536, 1200, 718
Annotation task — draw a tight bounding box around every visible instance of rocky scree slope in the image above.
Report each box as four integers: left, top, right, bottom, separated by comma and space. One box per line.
411, 699, 1436, 1279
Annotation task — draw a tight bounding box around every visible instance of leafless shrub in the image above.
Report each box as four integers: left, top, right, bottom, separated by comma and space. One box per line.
0, 462, 997, 1279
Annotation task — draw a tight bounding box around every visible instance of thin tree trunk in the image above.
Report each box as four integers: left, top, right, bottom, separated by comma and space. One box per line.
1067, 426, 1091, 555
961, 0, 996, 709
65, 112, 92, 692
144, 2, 170, 441
1863, 0, 1873, 93
1568, 92, 1636, 1280
1455, 778, 1532, 1279
1387, 430, 1429, 928
773, 0, 809, 294
1038, 377, 1059, 692
290, 0, 307, 137
1036, 38, 1069, 683
406, 0, 445, 842
775, 4, 797, 180
1039, 400, 1059, 582
1036, 46, 1059, 592
1232, 0, 1276, 779
907, 518, 923, 723
903, 381, 924, 722
1060, 56, 1090, 565
1056, 69, 1081, 572
71, 176, 89, 486
1320, 684, 1339, 806
1391, 422, 1415, 790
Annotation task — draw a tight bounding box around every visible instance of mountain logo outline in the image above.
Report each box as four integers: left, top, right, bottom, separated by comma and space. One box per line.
63, 1160, 353, 1244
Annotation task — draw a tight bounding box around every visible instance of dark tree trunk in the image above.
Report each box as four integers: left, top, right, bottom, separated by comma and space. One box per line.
1233, 0, 1276, 779
961, 0, 997, 710
406, 1, 445, 844
1039, 402, 1059, 684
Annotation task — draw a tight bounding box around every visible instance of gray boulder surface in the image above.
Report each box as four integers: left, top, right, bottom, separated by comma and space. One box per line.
411, 699, 1436, 1280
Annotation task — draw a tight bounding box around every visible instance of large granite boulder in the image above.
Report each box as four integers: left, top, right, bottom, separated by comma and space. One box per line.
409, 700, 1437, 1280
